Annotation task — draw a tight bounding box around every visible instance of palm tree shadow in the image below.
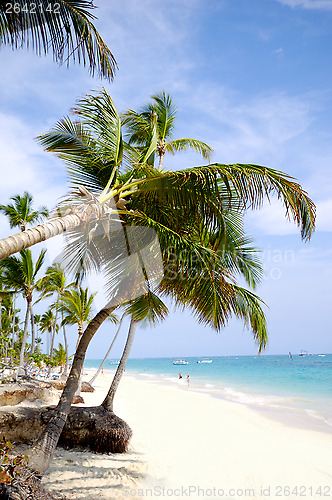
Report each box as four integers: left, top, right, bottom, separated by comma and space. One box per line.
43, 446, 147, 498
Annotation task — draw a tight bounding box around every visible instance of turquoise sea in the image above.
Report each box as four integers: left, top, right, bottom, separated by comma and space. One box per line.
84, 354, 332, 430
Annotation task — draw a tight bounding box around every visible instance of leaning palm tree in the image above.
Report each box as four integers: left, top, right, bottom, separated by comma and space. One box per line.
0, 0, 117, 80
0, 91, 315, 261
122, 91, 214, 169
99, 200, 268, 413
0, 249, 46, 374
101, 292, 168, 412
0, 191, 48, 232
22, 90, 316, 477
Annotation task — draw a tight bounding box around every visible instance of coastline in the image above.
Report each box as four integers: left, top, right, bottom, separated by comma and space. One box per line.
42, 369, 332, 499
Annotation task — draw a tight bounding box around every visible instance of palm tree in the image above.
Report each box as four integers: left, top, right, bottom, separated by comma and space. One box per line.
0, 0, 117, 80
88, 311, 122, 386
122, 91, 214, 169
37, 264, 73, 375
40, 309, 57, 357
34, 314, 41, 343
57, 285, 95, 389
101, 292, 168, 411
0, 249, 46, 374
53, 343, 67, 372
0, 91, 315, 261
59, 286, 95, 344
25, 90, 316, 476
0, 192, 48, 232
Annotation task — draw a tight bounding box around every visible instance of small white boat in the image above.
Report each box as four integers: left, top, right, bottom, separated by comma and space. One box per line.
109, 360, 120, 365
299, 350, 308, 356
197, 358, 212, 364
172, 359, 188, 365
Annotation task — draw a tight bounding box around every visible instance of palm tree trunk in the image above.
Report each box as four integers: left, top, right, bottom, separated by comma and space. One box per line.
89, 313, 125, 386
158, 152, 165, 170
50, 327, 55, 358
0, 212, 82, 260
101, 317, 138, 412
27, 306, 116, 475
10, 292, 16, 364
17, 301, 30, 378
48, 306, 58, 376
62, 313, 69, 377
0, 297, 2, 333
29, 302, 35, 353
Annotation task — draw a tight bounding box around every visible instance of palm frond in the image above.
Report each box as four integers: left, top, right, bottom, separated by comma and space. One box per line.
230, 286, 268, 353
151, 91, 177, 140
124, 290, 168, 327
0, 0, 117, 80
166, 138, 214, 161
137, 163, 315, 241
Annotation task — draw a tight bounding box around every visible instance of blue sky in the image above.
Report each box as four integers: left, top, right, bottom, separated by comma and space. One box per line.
0, 0, 332, 358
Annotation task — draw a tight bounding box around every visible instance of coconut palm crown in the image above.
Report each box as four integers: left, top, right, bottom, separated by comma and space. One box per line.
23, 90, 316, 477
0, 191, 48, 231
58, 286, 95, 337
35, 90, 316, 351
122, 91, 214, 169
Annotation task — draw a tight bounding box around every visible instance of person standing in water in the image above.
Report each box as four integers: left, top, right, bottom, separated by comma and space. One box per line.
187, 375, 190, 386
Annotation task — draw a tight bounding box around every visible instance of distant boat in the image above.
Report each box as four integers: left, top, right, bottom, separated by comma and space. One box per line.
109, 360, 120, 365
197, 358, 212, 364
318, 354, 326, 357
172, 359, 188, 365
289, 352, 293, 360
299, 350, 308, 356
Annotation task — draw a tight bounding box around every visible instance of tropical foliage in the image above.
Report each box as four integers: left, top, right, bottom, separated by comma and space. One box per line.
122, 91, 214, 169
0, 192, 48, 231
0, 0, 117, 80
0, 91, 316, 480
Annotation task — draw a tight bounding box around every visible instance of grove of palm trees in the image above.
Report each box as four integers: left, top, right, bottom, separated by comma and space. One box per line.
0, 2, 319, 499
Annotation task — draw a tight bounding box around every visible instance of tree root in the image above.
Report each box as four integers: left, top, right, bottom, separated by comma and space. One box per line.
0, 406, 132, 454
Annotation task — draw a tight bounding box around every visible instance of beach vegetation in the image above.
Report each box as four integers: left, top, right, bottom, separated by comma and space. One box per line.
37, 263, 75, 376
0, 249, 46, 376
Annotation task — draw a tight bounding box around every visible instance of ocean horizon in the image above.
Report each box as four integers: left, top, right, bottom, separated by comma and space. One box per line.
84, 354, 332, 431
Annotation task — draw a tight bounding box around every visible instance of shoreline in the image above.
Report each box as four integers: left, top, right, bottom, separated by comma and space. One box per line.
40, 369, 332, 499
92, 366, 332, 435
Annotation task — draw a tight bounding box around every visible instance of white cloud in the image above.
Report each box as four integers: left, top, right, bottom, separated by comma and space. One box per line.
245, 198, 300, 237
182, 85, 314, 167
315, 199, 332, 231
244, 196, 332, 236
0, 112, 67, 237
276, 0, 332, 9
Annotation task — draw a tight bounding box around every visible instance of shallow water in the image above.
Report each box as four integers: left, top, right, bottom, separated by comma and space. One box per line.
84, 354, 332, 430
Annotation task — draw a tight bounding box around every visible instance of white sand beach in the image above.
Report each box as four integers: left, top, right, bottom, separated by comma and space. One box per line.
42, 370, 332, 500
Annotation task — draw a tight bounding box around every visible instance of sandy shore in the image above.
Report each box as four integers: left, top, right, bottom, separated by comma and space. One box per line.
42, 370, 332, 499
